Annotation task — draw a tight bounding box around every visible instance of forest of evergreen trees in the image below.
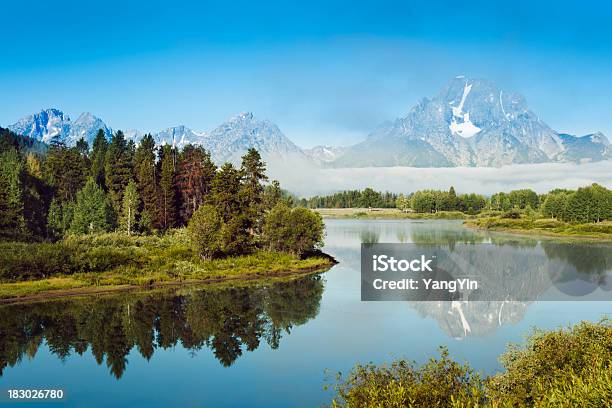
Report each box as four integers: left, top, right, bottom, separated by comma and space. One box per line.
0, 127, 324, 258
300, 188, 398, 208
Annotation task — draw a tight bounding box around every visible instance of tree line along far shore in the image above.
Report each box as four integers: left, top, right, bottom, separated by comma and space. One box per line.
301, 184, 612, 224
0, 127, 324, 259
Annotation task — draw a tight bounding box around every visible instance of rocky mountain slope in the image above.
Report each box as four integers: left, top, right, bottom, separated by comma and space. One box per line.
329, 77, 611, 167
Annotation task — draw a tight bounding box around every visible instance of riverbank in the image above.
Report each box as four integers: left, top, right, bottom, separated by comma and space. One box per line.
330, 318, 612, 407
466, 217, 612, 240
315, 208, 612, 240
0, 230, 336, 302
314, 208, 468, 219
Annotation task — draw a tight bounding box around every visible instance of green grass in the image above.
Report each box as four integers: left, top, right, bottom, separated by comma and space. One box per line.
0, 230, 335, 301
315, 208, 469, 219
466, 217, 612, 239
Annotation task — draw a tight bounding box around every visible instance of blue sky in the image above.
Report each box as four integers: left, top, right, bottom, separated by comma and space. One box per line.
2, 0, 612, 147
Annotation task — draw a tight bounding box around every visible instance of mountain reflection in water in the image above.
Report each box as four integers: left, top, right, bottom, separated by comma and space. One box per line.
0, 275, 324, 378
325, 219, 612, 340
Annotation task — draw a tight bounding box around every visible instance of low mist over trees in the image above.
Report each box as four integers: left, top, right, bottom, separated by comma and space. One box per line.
0, 128, 324, 258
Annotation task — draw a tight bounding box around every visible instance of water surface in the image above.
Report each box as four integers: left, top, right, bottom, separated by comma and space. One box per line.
1, 220, 610, 407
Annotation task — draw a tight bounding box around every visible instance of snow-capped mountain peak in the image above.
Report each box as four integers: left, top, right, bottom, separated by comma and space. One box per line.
330, 76, 611, 167
9, 108, 71, 144
9, 108, 112, 146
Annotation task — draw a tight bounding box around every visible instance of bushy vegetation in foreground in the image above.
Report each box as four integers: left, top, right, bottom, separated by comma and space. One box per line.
0, 230, 333, 299
329, 318, 612, 407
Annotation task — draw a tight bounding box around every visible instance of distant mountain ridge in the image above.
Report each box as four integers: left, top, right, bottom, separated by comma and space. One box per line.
6, 77, 611, 168
7, 109, 310, 168
8, 109, 113, 147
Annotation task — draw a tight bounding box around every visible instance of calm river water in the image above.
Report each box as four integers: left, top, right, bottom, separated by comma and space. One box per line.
1, 219, 610, 407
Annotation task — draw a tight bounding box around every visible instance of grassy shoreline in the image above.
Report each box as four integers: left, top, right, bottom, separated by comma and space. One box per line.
0, 230, 336, 302
465, 217, 612, 240
315, 208, 612, 240
0, 263, 331, 305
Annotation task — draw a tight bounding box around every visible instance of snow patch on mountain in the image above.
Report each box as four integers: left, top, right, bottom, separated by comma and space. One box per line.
448, 81, 481, 138
303, 145, 347, 165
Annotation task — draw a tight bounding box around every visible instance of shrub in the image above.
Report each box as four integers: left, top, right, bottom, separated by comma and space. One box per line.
218, 214, 254, 256
0, 242, 73, 281
0, 238, 142, 282
486, 318, 612, 405
187, 204, 222, 259
263, 203, 325, 257
329, 319, 612, 407
502, 209, 521, 219
330, 348, 485, 407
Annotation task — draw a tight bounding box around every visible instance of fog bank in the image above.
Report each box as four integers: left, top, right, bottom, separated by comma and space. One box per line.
272, 161, 612, 197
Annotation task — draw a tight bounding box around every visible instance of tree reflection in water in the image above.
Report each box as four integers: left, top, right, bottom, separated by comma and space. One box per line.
0, 274, 324, 378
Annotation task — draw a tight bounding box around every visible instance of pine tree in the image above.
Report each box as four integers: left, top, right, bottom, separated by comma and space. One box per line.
263, 180, 282, 210
120, 180, 140, 235
208, 162, 242, 222
70, 178, 114, 234
239, 148, 267, 227
44, 141, 87, 202
0, 148, 26, 236
158, 144, 177, 230
47, 198, 72, 238
134, 134, 159, 230
448, 186, 458, 211
75, 137, 91, 175
177, 145, 217, 224
104, 131, 133, 211
91, 129, 108, 188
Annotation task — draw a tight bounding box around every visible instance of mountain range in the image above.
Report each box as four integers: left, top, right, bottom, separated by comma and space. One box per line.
6, 77, 611, 168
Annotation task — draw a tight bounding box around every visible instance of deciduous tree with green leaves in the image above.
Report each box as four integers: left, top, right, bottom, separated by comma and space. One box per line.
120, 180, 140, 235
70, 178, 114, 234
262, 203, 325, 257
187, 204, 222, 259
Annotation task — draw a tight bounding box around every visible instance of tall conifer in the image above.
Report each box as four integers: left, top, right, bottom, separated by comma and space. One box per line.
176, 145, 216, 224
104, 131, 132, 211
158, 144, 177, 230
